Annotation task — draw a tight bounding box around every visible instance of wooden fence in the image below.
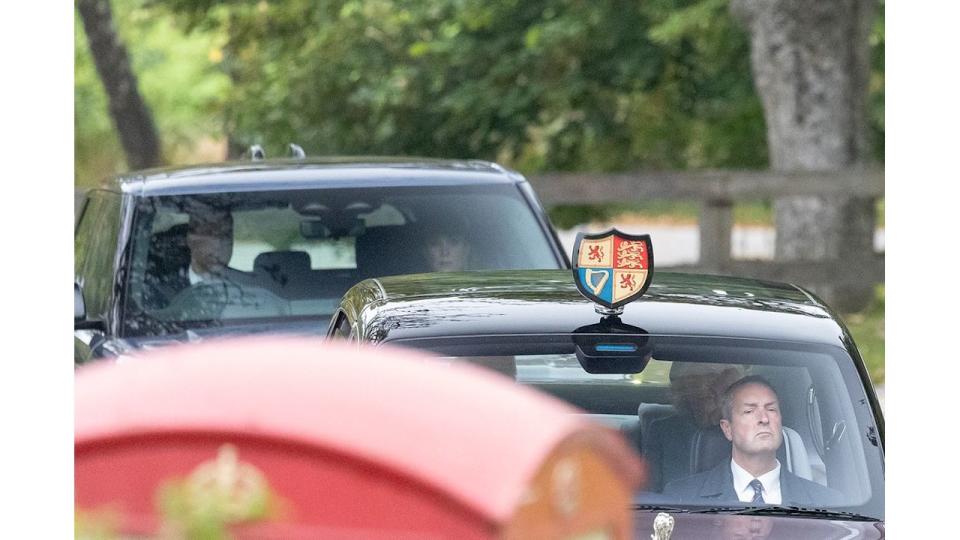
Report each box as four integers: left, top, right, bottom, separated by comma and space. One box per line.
528, 169, 884, 303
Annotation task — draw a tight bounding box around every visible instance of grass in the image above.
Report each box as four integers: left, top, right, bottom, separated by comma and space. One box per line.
842, 284, 885, 386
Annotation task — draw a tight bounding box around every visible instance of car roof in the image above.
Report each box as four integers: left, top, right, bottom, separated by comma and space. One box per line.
344, 270, 850, 347
108, 157, 524, 196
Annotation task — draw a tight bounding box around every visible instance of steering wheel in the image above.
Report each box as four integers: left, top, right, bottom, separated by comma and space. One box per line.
159, 281, 236, 320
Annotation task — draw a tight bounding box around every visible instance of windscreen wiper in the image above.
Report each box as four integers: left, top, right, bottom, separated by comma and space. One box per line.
632, 504, 691, 513
692, 505, 880, 522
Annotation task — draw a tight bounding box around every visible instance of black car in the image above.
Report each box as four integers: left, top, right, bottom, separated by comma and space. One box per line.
74, 157, 567, 363
327, 263, 884, 537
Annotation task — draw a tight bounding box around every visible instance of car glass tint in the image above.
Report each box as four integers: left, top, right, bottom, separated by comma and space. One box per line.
75, 190, 123, 321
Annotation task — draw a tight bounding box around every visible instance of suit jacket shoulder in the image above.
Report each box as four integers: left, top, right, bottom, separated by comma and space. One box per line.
664, 462, 844, 507
781, 470, 844, 507
663, 461, 737, 503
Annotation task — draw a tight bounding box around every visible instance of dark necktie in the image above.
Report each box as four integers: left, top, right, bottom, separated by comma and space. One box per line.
748, 479, 765, 504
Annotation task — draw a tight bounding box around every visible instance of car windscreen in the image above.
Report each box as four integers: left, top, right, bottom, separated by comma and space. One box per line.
120, 185, 560, 336
383, 334, 884, 521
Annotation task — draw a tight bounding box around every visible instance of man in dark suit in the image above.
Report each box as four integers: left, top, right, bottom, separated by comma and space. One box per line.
664, 375, 841, 507
150, 208, 288, 318
183, 209, 247, 287
645, 363, 743, 491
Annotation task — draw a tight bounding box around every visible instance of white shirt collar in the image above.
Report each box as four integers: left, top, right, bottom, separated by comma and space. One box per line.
731, 458, 782, 504
188, 266, 205, 285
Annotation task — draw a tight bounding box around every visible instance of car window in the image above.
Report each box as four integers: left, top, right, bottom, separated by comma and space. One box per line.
388, 334, 884, 521
75, 190, 123, 321
231, 206, 361, 271
330, 312, 352, 340
120, 184, 560, 336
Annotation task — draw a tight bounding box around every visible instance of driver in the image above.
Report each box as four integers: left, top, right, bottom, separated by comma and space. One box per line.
644, 362, 743, 491
664, 376, 841, 506
184, 209, 248, 286
158, 207, 289, 318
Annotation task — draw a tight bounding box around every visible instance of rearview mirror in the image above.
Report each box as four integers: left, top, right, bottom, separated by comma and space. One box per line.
300, 219, 331, 239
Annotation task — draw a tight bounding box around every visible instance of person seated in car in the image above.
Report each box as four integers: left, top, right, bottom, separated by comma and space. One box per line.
645, 363, 743, 491
152, 208, 288, 318
183, 209, 249, 287
664, 375, 841, 506
422, 222, 472, 272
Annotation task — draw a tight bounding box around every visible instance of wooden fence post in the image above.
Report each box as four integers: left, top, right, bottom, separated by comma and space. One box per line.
699, 199, 733, 270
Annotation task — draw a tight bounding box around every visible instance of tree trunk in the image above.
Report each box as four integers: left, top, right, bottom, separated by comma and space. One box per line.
77, 0, 162, 170
730, 0, 876, 311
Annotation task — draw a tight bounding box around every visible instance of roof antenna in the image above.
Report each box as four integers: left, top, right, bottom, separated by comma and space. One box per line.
288, 143, 306, 158
248, 145, 266, 161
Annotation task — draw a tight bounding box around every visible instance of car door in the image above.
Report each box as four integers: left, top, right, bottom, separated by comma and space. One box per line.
75, 189, 123, 364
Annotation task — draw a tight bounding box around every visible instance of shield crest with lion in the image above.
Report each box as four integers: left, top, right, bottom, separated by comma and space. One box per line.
572, 229, 654, 310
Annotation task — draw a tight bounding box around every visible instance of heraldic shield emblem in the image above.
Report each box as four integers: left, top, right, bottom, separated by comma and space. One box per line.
572, 229, 653, 310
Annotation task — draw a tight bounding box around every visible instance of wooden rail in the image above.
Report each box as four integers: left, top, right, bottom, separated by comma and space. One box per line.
528, 169, 883, 203
528, 169, 884, 306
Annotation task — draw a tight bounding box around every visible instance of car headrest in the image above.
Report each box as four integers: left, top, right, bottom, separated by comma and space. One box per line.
355, 226, 422, 278
254, 251, 311, 285
690, 426, 732, 474
147, 223, 190, 273
690, 425, 813, 481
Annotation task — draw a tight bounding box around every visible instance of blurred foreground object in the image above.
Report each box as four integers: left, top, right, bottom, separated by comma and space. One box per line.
75, 338, 642, 539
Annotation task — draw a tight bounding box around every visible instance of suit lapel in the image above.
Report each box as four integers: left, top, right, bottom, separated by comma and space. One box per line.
697, 461, 739, 502
779, 470, 811, 506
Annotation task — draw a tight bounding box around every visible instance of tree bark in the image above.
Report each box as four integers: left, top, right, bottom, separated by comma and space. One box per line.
730, 0, 876, 311
77, 0, 162, 170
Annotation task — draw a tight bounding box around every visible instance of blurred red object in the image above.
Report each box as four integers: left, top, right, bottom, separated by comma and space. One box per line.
76, 337, 642, 538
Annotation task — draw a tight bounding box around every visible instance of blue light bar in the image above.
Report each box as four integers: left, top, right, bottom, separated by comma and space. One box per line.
595, 344, 638, 353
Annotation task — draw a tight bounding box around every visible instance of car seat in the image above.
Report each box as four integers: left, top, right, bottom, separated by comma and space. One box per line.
354, 225, 423, 279
690, 425, 814, 480
142, 223, 190, 309
254, 250, 312, 294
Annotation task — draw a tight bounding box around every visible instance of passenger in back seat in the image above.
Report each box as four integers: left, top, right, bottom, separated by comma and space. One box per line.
644, 363, 742, 491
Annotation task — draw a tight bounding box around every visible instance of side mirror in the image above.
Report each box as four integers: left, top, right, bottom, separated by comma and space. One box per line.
74, 283, 106, 332
75, 282, 86, 321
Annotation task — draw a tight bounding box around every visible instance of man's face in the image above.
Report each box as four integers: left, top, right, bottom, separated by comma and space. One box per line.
720, 382, 783, 459
186, 215, 233, 272
426, 234, 469, 271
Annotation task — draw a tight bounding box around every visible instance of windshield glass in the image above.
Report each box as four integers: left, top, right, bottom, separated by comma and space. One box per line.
121, 185, 560, 336
385, 334, 884, 520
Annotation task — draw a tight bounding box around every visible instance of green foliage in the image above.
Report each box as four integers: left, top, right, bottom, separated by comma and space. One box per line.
843, 284, 885, 385
548, 204, 617, 230
75, 0, 231, 186
75, 508, 121, 540
77, 0, 883, 179
75, 14, 125, 186
147, 0, 769, 172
